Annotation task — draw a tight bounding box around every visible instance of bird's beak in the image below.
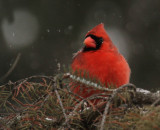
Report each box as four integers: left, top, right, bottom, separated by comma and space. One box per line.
83, 37, 96, 48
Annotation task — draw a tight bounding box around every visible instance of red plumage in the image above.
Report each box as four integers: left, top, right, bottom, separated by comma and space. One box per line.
71, 23, 130, 98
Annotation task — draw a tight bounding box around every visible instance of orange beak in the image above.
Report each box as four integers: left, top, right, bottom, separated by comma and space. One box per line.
83, 37, 96, 48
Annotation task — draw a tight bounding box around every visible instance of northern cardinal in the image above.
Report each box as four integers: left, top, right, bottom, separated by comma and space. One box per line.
71, 23, 130, 98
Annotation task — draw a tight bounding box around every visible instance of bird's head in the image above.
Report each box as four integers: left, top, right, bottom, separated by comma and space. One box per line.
83, 23, 115, 52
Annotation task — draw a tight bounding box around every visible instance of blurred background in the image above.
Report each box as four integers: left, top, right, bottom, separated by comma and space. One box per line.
0, 0, 160, 90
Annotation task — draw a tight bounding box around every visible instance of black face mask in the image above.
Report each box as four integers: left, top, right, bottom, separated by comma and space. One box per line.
83, 34, 103, 52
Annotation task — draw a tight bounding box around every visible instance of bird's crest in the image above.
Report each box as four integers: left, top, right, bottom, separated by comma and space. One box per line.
86, 23, 110, 41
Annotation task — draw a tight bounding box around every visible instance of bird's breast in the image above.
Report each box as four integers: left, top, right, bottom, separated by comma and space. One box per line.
71, 50, 130, 87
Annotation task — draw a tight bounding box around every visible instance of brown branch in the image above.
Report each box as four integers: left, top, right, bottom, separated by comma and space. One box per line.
53, 77, 70, 128
133, 88, 160, 105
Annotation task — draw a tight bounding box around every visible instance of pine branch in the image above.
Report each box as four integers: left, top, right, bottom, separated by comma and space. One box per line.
0, 72, 160, 129
64, 73, 115, 91
65, 73, 160, 106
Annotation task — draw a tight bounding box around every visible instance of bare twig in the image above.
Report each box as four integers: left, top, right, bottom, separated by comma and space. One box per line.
151, 98, 160, 107
55, 89, 69, 123
66, 86, 84, 100
66, 100, 84, 120
53, 77, 70, 128
0, 75, 55, 89
0, 53, 21, 82
100, 83, 136, 130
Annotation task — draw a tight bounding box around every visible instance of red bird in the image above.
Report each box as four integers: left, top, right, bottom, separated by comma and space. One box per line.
71, 23, 130, 98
